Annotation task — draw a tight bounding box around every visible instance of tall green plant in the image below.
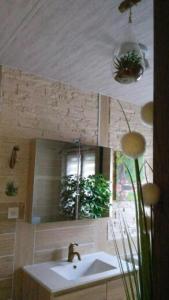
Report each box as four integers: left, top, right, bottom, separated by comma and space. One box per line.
112, 100, 159, 300
112, 159, 153, 300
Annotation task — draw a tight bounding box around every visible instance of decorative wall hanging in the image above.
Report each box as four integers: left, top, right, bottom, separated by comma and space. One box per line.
5, 181, 18, 197
9, 145, 20, 169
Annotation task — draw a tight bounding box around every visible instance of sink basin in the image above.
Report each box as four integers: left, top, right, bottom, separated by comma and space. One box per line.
23, 252, 130, 293
51, 255, 116, 281
125, 255, 138, 266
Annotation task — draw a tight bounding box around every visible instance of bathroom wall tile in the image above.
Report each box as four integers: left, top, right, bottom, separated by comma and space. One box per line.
0, 234, 15, 256
0, 256, 13, 279
0, 220, 16, 234
34, 242, 96, 263
35, 225, 95, 251
36, 219, 94, 231
0, 278, 12, 300
14, 221, 35, 269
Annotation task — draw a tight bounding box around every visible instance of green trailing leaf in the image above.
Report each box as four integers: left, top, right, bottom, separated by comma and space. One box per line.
122, 217, 141, 300
112, 158, 154, 300
112, 226, 131, 300
119, 219, 136, 300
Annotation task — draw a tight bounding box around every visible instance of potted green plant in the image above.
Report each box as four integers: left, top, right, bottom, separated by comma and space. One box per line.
114, 50, 144, 84
60, 174, 111, 219
81, 174, 111, 218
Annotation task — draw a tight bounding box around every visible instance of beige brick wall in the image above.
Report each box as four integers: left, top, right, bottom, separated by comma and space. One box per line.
0, 66, 98, 144
0, 65, 152, 299
109, 100, 152, 161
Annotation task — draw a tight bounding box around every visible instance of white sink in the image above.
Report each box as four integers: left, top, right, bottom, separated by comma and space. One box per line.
51, 257, 116, 281
125, 255, 139, 266
23, 252, 130, 293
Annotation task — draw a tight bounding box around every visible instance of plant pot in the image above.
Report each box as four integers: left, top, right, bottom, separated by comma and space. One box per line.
114, 65, 144, 84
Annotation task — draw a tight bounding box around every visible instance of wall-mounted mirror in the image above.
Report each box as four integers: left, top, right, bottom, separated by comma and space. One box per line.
27, 139, 112, 224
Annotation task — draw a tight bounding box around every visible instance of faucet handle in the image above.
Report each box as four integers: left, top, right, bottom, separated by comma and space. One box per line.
73, 242, 78, 246
68, 242, 78, 250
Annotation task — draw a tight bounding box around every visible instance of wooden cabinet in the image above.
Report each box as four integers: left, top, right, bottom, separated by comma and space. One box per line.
22, 272, 50, 300
23, 271, 125, 300
52, 284, 106, 300
107, 278, 125, 300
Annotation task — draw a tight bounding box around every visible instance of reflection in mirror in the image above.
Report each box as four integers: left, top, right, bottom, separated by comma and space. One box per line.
30, 139, 112, 224
113, 151, 146, 201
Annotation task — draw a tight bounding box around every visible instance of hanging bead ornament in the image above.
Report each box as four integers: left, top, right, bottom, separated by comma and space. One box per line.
113, 4, 145, 84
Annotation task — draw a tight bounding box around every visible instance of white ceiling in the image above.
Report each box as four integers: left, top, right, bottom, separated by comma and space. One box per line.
0, 0, 153, 105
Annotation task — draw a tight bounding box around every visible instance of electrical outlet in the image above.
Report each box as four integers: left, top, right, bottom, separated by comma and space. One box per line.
8, 207, 19, 219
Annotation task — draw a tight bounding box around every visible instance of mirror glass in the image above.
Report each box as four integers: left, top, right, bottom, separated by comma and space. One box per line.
31, 139, 112, 224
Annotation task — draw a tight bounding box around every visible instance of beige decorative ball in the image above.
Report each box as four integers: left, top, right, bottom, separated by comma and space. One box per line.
121, 131, 146, 158
141, 102, 153, 127
142, 183, 160, 206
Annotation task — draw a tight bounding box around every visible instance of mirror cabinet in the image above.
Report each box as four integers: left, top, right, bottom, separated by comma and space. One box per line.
26, 139, 112, 224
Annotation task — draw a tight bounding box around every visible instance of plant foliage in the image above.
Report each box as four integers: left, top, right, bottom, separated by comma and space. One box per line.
5, 181, 18, 196
60, 174, 111, 219
113, 158, 153, 300
114, 51, 142, 73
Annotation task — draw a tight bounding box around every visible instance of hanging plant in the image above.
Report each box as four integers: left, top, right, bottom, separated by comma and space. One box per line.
114, 50, 144, 84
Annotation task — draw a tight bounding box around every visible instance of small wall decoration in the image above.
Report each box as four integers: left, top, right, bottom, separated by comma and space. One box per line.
9, 145, 20, 169
113, 150, 145, 201
5, 181, 18, 197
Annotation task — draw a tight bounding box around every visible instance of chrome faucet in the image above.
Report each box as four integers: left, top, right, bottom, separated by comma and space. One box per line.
68, 243, 81, 262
